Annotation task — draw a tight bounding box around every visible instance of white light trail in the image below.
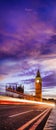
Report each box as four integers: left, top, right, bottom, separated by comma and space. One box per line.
0, 96, 55, 107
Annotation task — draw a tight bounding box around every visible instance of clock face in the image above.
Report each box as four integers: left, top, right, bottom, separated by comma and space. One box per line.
36, 80, 40, 83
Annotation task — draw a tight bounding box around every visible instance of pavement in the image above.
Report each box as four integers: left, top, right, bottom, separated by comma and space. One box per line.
43, 107, 56, 130
0, 104, 52, 130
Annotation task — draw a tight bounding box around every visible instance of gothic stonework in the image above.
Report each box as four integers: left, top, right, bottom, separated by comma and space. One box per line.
35, 70, 42, 101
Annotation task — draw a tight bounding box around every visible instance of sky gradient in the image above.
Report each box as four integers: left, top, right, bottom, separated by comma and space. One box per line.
0, 0, 56, 99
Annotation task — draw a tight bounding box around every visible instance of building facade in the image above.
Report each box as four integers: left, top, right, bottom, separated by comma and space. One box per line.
35, 70, 42, 101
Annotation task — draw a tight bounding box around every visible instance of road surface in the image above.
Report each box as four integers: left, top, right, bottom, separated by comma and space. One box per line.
0, 104, 52, 130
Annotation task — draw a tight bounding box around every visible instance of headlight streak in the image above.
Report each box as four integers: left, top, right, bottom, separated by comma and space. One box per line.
0, 96, 55, 107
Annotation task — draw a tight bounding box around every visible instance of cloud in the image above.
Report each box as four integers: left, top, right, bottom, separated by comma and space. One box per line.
43, 86, 56, 99
0, 4, 56, 61
43, 72, 56, 87
0, 33, 56, 61
25, 8, 32, 12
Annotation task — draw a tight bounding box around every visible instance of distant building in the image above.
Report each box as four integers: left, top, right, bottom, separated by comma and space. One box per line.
6, 84, 24, 98
5, 70, 42, 102
35, 70, 42, 101
16, 85, 24, 93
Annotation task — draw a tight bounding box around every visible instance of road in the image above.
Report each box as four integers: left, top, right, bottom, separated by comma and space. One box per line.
0, 103, 52, 130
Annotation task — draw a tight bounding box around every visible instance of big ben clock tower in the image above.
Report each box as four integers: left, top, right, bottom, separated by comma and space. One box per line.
35, 70, 42, 101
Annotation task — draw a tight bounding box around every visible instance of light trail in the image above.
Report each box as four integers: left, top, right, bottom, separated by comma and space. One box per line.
17, 108, 50, 130
0, 96, 55, 107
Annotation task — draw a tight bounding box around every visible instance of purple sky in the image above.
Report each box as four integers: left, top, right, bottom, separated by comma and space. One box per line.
0, 0, 56, 99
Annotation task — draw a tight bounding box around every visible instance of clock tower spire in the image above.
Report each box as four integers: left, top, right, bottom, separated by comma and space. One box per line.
35, 70, 42, 101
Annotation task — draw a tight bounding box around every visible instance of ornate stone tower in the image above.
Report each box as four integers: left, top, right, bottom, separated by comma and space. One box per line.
35, 70, 42, 101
